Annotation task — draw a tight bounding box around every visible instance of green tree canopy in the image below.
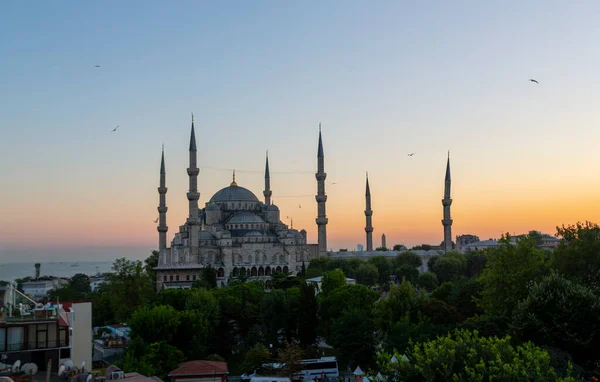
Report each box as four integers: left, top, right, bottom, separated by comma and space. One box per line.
416, 272, 438, 292
297, 282, 319, 352
374, 279, 422, 332
368, 256, 393, 286
553, 221, 600, 293
395, 266, 419, 285
129, 305, 180, 344
330, 309, 377, 370
512, 272, 600, 366
321, 269, 346, 295
123, 341, 184, 381
355, 262, 379, 286
243, 343, 270, 374
70, 273, 91, 294
375, 329, 576, 382
394, 252, 423, 269
478, 235, 548, 316
430, 252, 466, 283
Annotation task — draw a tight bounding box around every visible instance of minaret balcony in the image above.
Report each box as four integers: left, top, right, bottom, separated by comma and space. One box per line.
157, 226, 168, 233
157, 187, 168, 194
316, 217, 328, 225
442, 199, 453, 206
364, 210, 373, 216
442, 218, 453, 226
365, 227, 373, 233
187, 168, 200, 176
157, 206, 168, 213
187, 191, 200, 200
315, 195, 328, 203
315, 173, 327, 181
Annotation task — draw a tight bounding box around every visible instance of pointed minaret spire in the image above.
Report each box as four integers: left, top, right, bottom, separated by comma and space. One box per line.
365, 172, 373, 251
187, 115, 200, 258
157, 145, 168, 250
315, 123, 328, 256
442, 151, 453, 253
263, 151, 272, 205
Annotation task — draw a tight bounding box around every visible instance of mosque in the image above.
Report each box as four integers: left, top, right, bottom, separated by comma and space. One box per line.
153, 117, 327, 289
153, 117, 454, 289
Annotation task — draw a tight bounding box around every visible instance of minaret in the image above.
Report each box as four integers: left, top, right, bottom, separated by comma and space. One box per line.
315, 124, 328, 255
263, 151, 272, 205
187, 114, 200, 257
442, 151, 453, 253
364, 173, 373, 251
381, 233, 387, 249
157, 145, 168, 250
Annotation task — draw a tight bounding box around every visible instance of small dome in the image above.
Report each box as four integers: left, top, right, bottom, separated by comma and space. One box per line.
209, 185, 259, 203
199, 231, 215, 240
227, 211, 265, 224
206, 203, 220, 211
267, 204, 279, 211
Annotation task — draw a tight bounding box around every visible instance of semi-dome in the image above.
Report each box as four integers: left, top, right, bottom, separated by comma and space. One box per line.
227, 211, 265, 224
267, 204, 279, 211
199, 231, 215, 240
206, 203, 220, 211
209, 185, 259, 203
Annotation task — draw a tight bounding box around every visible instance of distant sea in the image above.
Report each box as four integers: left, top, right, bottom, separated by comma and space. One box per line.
0, 261, 115, 282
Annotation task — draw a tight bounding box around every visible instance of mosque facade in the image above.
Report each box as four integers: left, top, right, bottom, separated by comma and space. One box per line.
153, 118, 324, 289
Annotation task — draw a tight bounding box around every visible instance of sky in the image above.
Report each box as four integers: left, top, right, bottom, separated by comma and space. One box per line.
1, 1, 600, 262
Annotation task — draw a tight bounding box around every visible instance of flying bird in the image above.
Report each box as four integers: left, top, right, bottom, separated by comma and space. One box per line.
529, 79, 539, 84
111, 125, 119, 132
298, 205, 302, 208
329, 182, 337, 185
95, 65, 100, 68
408, 153, 415, 157
154, 218, 159, 223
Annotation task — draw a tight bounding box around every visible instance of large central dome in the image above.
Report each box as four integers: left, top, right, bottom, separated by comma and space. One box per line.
209, 185, 259, 203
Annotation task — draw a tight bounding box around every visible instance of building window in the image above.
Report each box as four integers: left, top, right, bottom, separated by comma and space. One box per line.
170, 275, 173, 281
186, 275, 190, 281
193, 275, 197, 281
163, 275, 167, 281
176, 275, 180, 281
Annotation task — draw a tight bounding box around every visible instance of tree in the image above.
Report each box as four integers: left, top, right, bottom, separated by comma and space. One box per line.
144, 250, 159, 281
416, 272, 438, 292
297, 282, 319, 352
355, 263, 379, 286
330, 309, 376, 370
320, 284, 379, 337
395, 266, 419, 284
321, 269, 346, 295
446, 277, 483, 320
465, 251, 487, 278
374, 330, 576, 382
368, 256, 393, 286
70, 273, 91, 294
393, 244, 405, 251
394, 252, 422, 269
553, 221, 600, 293
375, 246, 389, 251
478, 235, 548, 316
194, 267, 217, 289
276, 340, 304, 378
512, 273, 600, 367
129, 305, 180, 344
411, 244, 432, 251
374, 279, 422, 332
156, 288, 191, 310
122, 341, 184, 381
185, 288, 220, 319
261, 290, 291, 347
243, 343, 270, 374
48, 286, 84, 301
174, 309, 213, 359
430, 252, 466, 283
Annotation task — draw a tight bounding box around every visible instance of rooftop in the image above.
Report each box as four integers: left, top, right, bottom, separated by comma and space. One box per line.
168, 360, 228, 377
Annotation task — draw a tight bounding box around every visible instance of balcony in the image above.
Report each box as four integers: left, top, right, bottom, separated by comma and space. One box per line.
1, 339, 68, 352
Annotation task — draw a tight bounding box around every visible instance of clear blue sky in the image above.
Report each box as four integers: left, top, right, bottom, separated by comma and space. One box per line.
2, 1, 600, 262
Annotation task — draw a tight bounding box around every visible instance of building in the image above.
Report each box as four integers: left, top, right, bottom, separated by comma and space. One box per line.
381, 234, 387, 249
456, 234, 480, 253
356, 244, 364, 252
441, 152, 453, 253
168, 360, 228, 382
93, 324, 130, 364
0, 284, 91, 372
154, 118, 324, 289
21, 278, 68, 301
89, 275, 106, 292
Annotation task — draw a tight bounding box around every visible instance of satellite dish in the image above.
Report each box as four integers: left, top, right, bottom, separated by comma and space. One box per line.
12, 361, 20, 373
64, 360, 74, 369
80, 361, 86, 370
59, 365, 66, 375
22, 363, 38, 376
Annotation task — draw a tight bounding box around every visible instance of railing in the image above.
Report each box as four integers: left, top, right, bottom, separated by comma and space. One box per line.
4, 309, 58, 322
1, 340, 68, 352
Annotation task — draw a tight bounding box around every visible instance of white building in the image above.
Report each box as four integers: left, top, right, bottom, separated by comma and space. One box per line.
22, 278, 68, 300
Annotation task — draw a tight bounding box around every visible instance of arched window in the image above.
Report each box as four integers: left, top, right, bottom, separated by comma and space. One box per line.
217, 268, 224, 278
176, 275, 180, 281
240, 268, 247, 277
276, 266, 282, 273
265, 266, 271, 276
232, 267, 239, 277
283, 266, 289, 273
251, 267, 258, 276
258, 267, 264, 276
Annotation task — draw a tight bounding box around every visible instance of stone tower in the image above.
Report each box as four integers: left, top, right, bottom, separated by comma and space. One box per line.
157, 145, 168, 250
442, 152, 453, 253
263, 151, 272, 205
315, 124, 328, 255
187, 115, 200, 257
364, 173, 373, 251
381, 233, 387, 249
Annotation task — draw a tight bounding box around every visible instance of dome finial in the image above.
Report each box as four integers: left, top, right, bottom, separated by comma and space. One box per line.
231, 169, 238, 187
